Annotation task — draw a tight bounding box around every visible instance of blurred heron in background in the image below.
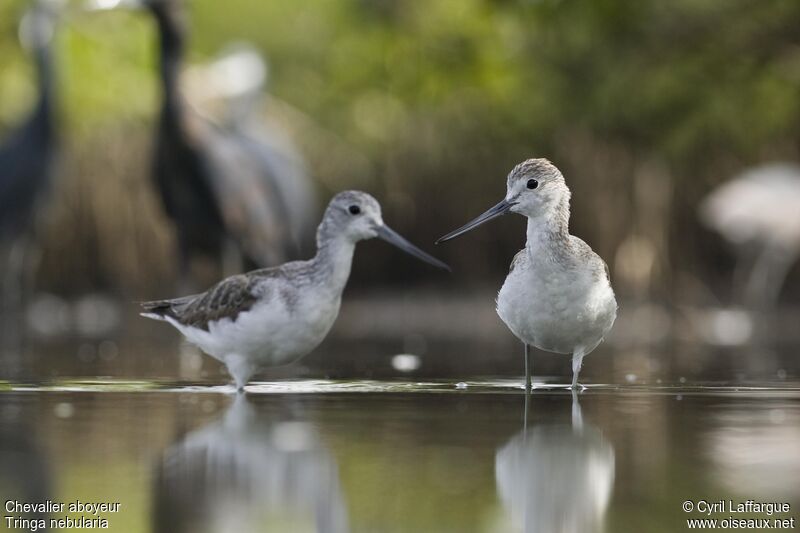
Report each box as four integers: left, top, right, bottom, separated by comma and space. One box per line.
0, 0, 61, 372
700, 163, 800, 310
185, 44, 317, 258
89, 0, 317, 290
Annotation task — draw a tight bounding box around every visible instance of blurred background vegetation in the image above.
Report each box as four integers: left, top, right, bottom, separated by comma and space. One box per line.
2, 5, 799, 528
1, 0, 799, 302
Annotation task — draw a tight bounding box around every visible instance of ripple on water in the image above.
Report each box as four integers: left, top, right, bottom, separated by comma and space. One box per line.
3, 378, 800, 397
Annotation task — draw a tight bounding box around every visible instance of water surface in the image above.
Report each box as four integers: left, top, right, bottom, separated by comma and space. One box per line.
1, 381, 799, 532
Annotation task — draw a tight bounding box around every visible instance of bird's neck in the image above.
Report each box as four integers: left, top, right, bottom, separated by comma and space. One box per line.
525, 198, 570, 254
311, 225, 356, 294
152, 6, 185, 113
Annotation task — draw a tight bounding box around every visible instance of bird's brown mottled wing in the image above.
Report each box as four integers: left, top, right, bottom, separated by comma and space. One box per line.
141, 274, 259, 331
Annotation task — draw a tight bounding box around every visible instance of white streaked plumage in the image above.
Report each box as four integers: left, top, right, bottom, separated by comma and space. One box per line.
438, 158, 617, 389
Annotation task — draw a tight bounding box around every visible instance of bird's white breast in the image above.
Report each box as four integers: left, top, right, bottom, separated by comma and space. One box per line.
172, 283, 341, 368
497, 249, 616, 355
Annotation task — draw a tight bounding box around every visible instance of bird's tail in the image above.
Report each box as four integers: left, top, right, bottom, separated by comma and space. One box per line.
138, 299, 177, 321
138, 294, 197, 321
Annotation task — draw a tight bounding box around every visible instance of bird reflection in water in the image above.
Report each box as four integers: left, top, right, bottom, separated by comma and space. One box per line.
153, 395, 348, 533
495, 392, 615, 533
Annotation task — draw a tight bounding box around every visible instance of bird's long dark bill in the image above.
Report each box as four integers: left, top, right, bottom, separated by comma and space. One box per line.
436, 199, 516, 243
377, 225, 451, 271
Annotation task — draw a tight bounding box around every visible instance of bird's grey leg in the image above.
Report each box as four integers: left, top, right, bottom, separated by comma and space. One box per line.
571, 388, 584, 434
523, 389, 530, 433
227, 354, 253, 394
571, 349, 585, 390
524, 343, 533, 393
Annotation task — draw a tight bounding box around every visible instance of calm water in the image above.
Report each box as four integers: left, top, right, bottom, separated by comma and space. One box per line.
1, 381, 799, 533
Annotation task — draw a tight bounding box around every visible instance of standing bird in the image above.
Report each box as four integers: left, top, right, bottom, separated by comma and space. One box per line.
89, 0, 310, 288
141, 191, 449, 391
437, 159, 617, 390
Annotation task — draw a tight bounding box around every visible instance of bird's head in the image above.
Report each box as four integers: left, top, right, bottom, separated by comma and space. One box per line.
320, 191, 449, 270
324, 191, 384, 242
437, 158, 571, 243
504, 158, 570, 218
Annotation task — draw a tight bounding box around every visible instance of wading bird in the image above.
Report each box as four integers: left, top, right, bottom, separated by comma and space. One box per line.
437, 159, 617, 390
141, 191, 449, 391
89, 0, 313, 288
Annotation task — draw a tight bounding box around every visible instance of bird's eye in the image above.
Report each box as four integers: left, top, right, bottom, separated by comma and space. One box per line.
527, 179, 539, 190
348, 205, 361, 215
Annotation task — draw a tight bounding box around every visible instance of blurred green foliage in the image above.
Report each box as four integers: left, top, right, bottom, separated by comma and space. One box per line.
0, 0, 799, 297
